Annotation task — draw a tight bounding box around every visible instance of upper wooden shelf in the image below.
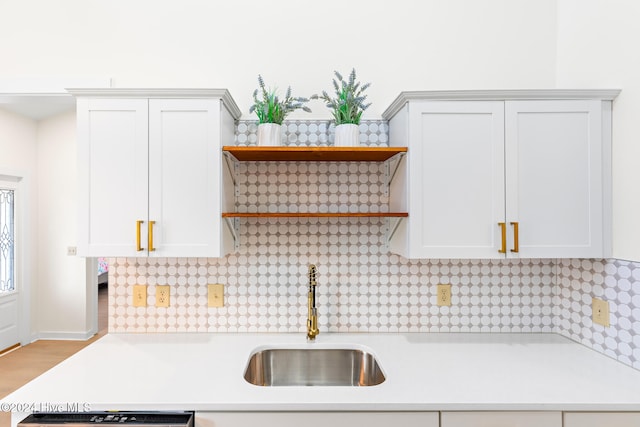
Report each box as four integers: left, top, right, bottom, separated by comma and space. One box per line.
222, 146, 407, 162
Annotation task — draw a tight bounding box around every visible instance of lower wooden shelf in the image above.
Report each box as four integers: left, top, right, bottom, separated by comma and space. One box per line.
222, 212, 408, 218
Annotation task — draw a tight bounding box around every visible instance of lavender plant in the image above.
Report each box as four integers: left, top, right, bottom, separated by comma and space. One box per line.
311, 68, 371, 125
249, 75, 311, 125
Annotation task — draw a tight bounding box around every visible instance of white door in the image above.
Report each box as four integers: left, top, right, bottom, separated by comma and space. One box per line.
148, 99, 222, 257
0, 180, 19, 351
408, 101, 505, 258
77, 98, 149, 257
505, 100, 603, 258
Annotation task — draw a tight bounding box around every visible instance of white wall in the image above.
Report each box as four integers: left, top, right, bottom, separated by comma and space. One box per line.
0, 108, 38, 342
0, 0, 558, 117
36, 111, 91, 338
0, 108, 91, 340
556, 0, 640, 261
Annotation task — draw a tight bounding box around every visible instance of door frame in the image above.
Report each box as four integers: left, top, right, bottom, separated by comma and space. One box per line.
0, 172, 31, 346
87, 257, 98, 336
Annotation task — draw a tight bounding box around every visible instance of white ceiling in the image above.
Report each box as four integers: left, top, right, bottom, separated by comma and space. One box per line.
0, 77, 111, 120
0, 94, 76, 120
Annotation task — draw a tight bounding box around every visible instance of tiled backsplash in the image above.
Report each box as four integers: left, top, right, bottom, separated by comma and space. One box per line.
234, 120, 389, 147
108, 239, 557, 334
108, 120, 640, 372
556, 259, 640, 370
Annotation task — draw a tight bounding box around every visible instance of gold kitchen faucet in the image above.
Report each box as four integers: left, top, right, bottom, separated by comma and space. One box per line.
306, 264, 319, 340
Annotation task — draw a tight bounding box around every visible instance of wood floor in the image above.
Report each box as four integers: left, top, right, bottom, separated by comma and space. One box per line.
0, 286, 108, 426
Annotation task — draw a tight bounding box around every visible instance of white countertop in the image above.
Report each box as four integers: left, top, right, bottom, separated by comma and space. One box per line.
3, 333, 640, 412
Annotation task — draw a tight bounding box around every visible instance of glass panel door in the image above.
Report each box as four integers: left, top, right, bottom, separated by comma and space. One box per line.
0, 188, 15, 294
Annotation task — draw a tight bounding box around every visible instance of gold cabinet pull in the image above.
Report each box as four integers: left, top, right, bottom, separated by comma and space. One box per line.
498, 222, 506, 254
148, 220, 156, 252
510, 221, 519, 253
136, 220, 144, 251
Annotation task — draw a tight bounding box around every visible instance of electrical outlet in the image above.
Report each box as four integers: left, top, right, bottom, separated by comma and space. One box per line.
67, 246, 77, 256
437, 284, 451, 306
208, 284, 224, 307
592, 297, 610, 327
133, 285, 147, 307
156, 285, 170, 308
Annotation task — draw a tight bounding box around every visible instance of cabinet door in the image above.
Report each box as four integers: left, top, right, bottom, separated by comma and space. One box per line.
564, 412, 640, 427
505, 100, 603, 258
148, 99, 222, 257
77, 98, 149, 257
196, 411, 439, 427
408, 101, 505, 258
441, 411, 561, 427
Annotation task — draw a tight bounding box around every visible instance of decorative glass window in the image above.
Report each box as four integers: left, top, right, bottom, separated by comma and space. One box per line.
0, 188, 15, 293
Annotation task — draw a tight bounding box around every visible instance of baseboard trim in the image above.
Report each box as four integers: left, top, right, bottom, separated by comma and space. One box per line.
28, 332, 39, 344
36, 330, 95, 341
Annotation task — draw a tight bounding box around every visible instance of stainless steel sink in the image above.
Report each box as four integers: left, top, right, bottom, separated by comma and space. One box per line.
243, 347, 386, 387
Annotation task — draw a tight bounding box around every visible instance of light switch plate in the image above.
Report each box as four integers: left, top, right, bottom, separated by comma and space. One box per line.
437, 284, 451, 306
592, 297, 610, 327
208, 284, 224, 307
156, 285, 170, 308
133, 285, 147, 307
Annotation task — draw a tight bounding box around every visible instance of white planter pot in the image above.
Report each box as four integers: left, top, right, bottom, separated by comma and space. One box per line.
334, 123, 360, 147
257, 123, 282, 146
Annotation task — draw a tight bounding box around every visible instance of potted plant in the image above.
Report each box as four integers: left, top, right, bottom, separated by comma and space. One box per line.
249, 75, 311, 146
311, 68, 371, 146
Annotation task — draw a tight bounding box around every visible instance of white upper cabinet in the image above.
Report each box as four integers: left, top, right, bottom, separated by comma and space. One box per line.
384, 90, 618, 259
73, 89, 240, 258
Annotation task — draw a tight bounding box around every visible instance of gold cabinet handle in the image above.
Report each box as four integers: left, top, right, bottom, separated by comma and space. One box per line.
136, 220, 144, 251
148, 220, 156, 252
510, 221, 519, 253
498, 222, 506, 254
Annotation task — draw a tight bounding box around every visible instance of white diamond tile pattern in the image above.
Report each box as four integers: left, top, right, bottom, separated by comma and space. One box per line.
236, 162, 388, 214
557, 259, 640, 371
109, 253, 557, 334
235, 120, 389, 146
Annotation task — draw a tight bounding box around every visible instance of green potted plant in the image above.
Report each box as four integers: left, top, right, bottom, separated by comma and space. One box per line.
311, 68, 371, 146
249, 75, 311, 146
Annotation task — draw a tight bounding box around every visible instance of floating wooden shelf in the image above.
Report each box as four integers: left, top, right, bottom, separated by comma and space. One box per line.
222, 212, 408, 218
222, 146, 407, 162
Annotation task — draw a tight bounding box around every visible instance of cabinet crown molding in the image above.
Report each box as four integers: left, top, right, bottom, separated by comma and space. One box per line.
66, 88, 241, 119
382, 89, 621, 120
